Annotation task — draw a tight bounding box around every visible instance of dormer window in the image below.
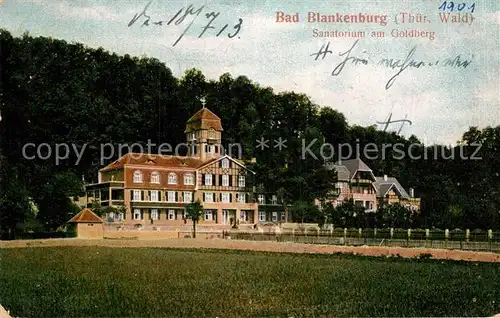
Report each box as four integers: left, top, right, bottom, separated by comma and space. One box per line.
221, 159, 229, 168
151, 172, 160, 184
168, 173, 177, 184
209, 128, 215, 139
133, 170, 143, 183
183, 173, 195, 185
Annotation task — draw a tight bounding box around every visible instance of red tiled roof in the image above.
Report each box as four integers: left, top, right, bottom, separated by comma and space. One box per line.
68, 208, 103, 223
185, 107, 223, 132
100, 153, 218, 172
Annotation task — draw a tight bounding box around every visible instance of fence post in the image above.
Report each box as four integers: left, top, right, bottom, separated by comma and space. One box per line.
407, 228, 411, 247
488, 229, 493, 252
445, 229, 449, 249
466, 229, 470, 243
390, 228, 394, 240
425, 229, 430, 248
344, 228, 347, 245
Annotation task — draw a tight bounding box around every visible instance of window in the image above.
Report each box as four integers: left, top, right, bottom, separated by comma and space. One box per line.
183, 173, 194, 185
167, 191, 176, 202
204, 210, 213, 221
168, 173, 177, 184
272, 212, 278, 222
191, 132, 196, 141
150, 209, 158, 220
134, 209, 142, 220
168, 209, 176, 220
209, 128, 215, 139
133, 190, 141, 201
205, 174, 212, 186
222, 175, 229, 186
205, 144, 214, 153
221, 159, 229, 168
204, 192, 214, 203
258, 195, 265, 205
238, 193, 246, 203
238, 176, 245, 187
222, 192, 230, 203
183, 192, 192, 203
133, 171, 142, 183
259, 211, 266, 222
281, 212, 286, 221
150, 190, 159, 202
151, 172, 160, 184
240, 211, 248, 221
271, 195, 277, 205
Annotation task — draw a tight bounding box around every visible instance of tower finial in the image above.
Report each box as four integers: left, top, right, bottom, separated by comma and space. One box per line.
200, 97, 206, 109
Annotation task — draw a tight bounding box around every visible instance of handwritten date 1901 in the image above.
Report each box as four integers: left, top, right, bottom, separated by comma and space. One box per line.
128, 1, 243, 47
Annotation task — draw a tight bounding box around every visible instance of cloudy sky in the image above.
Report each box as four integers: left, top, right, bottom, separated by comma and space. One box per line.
1, 0, 498, 145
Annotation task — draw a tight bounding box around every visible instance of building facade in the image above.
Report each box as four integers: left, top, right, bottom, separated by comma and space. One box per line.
85, 107, 263, 226
323, 158, 420, 212
83, 108, 418, 225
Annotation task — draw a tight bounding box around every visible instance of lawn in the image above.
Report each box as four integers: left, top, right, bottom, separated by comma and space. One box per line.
0, 247, 499, 317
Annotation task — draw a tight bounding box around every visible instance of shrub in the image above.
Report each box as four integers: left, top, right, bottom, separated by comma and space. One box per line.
418, 253, 433, 260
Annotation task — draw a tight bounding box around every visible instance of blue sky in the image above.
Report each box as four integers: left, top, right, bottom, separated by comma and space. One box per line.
1, 0, 498, 145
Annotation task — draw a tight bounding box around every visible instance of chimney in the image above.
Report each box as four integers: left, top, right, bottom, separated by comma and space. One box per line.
409, 188, 414, 198
383, 174, 387, 181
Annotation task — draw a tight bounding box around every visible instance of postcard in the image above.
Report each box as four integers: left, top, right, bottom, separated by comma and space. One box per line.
0, 0, 499, 317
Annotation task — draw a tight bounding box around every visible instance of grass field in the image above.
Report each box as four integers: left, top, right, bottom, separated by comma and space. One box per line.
0, 247, 499, 317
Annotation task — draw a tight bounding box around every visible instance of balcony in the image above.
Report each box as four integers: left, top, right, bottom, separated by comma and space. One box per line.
351, 178, 373, 184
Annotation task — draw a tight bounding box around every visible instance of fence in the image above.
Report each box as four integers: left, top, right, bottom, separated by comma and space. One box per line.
222, 228, 500, 253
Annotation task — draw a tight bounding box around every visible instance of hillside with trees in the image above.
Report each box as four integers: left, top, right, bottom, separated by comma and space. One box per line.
0, 30, 498, 238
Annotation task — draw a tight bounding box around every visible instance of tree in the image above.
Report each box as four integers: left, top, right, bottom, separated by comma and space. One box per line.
0, 161, 33, 239
331, 199, 364, 228
290, 201, 322, 224
185, 200, 204, 238
378, 204, 411, 228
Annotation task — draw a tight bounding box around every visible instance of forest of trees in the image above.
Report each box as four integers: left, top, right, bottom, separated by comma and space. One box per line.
0, 29, 499, 238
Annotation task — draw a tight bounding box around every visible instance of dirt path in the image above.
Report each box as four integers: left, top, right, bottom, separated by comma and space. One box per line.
1, 238, 500, 263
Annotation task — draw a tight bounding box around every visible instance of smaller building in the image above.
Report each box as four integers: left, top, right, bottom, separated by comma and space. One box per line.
323, 158, 420, 212
68, 208, 104, 239
373, 175, 420, 212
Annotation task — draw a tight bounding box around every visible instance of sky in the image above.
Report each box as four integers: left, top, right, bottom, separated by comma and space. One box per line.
0, 0, 498, 145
